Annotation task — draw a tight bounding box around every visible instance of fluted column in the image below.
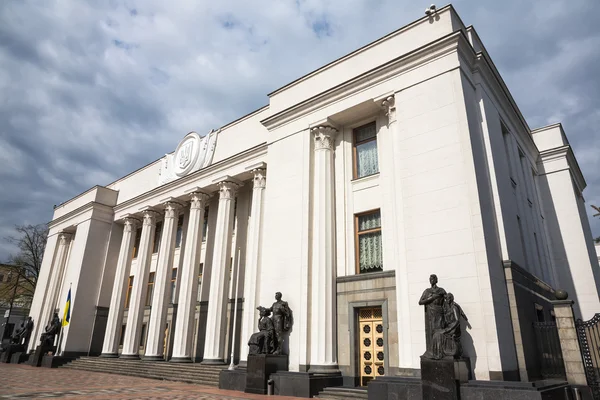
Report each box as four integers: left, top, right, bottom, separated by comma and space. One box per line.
38, 232, 72, 343
101, 217, 139, 357
202, 180, 240, 364
170, 191, 210, 362
144, 200, 182, 360
121, 209, 158, 358
239, 168, 267, 364
309, 125, 339, 373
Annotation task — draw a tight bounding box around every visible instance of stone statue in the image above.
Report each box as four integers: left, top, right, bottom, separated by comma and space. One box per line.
40, 313, 61, 347
418, 274, 447, 359
442, 293, 468, 358
15, 317, 34, 348
269, 292, 292, 355
248, 307, 275, 355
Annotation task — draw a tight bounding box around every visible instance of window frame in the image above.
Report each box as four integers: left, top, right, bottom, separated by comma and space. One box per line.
354, 208, 383, 275
125, 276, 134, 308
146, 272, 155, 307
352, 121, 379, 180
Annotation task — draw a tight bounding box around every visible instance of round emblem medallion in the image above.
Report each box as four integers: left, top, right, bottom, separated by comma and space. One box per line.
174, 132, 201, 177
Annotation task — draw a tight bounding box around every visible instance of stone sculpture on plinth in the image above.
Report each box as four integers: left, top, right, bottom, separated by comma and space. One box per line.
245, 293, 292, 395
0, 317, 34, 364
418, 275, 469, 400
29, 313, 61, 367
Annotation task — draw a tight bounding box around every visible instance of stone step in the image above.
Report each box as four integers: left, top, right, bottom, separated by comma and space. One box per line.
61, 364, 219, 386
315, 387, 368, 399
69, 360, 224, 375
65, 362, 222, 376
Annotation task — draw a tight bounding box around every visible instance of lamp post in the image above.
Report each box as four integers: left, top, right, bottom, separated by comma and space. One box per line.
1, 270, 21, 344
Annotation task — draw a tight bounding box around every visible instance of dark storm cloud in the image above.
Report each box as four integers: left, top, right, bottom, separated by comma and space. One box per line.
0, 0, 599, 261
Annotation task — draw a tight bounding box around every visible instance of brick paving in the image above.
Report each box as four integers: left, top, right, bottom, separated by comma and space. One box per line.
0, 364, 307, 400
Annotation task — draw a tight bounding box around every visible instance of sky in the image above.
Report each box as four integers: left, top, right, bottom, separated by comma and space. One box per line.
0, 0, 599, 261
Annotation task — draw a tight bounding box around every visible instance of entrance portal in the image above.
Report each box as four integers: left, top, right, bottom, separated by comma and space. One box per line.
358, 306, 385, 386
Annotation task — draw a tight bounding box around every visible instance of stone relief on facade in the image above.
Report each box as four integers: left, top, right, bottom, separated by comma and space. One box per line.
158, 129, 219, 185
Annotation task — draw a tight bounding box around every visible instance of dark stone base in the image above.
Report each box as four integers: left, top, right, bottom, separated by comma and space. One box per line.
169, 357, 192, 363
41, 355, 76, 368
368, 376, 422, 400
421, 357, 460, 400
10, 352, 29, 364
119, 354, 140, 360
246, 354, 289, 394
219, 369, 247, 392
460, 379, 572, 400
99, 353, 119, 358
142, 355, 165, 361
28, 345, 55, 367
271, 371, 343, 398
0, 344, 25, 363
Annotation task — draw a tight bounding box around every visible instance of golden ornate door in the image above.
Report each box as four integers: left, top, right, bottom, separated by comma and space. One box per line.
358, 307, 385, 386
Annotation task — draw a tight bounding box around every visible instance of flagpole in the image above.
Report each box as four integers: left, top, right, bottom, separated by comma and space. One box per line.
57, 283, 71, 356
228, 248, 242, 370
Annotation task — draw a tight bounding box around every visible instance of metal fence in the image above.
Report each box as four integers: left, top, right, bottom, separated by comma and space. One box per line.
576, 313, 600, 399
533, 321, 566, 380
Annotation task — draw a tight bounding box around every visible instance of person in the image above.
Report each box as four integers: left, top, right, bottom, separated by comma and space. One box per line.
248, 307, 275, 355
270, 292, 291, 355
418, 274, 447, 359
443, 293, 468, 358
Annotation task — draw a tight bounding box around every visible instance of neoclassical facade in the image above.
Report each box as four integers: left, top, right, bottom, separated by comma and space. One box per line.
28, 5, 600, 385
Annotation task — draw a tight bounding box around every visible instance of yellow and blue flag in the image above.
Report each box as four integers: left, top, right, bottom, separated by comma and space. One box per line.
62, 288, 71, 327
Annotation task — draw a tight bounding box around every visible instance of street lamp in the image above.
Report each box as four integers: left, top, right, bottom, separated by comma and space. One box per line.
1, 270, 21, 344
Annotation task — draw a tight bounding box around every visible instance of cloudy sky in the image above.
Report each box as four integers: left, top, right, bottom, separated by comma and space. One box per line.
0, 0, 599, 261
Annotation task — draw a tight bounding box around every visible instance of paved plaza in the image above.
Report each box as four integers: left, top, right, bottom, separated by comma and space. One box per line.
0, 364, 305, 400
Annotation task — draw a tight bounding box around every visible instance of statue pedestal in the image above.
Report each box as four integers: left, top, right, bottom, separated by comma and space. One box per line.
0, 344, 24, 363
28, 345, 55, 367
420, 357, 467, 400
10, 351, 29, 364
245, 354, 288, 394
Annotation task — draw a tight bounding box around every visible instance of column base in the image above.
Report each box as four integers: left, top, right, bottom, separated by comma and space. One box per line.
119, 354, 140, 360
307, 364, 341, 375
100, 353, 119, 358
169, 357, 193, 363
201, 358, 226, 365
142, 355, 165, 361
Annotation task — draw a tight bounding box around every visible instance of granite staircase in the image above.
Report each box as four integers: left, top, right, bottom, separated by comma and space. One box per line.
315, 386, 368, 399
61, 357, 226, 387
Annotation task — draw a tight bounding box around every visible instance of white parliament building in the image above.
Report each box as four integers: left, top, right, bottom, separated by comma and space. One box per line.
28, 5, 600, 387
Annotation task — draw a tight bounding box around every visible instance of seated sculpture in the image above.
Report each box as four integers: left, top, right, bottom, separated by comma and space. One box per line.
248, 307, 275, 355
40, 313, 61, 348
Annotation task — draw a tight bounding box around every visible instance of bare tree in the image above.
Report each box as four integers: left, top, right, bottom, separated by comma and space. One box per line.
1, 224, 48, 307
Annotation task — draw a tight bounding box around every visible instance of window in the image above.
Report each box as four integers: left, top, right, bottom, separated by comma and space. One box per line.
170, 268, 177, 304
139, 324, 147, 348
535, 304, 545, 322
517, 216, 529, 268
119, 324, 126, 346
353, 122, 379, 179
355, 210, 383, 274
132, 228, 142, 258
197, 263, 203, 303
153, 222, 163, 253
125, 276, 134, 308
175, 215, 184, 248
202, 207, 209, 241
146, 272, 155, 307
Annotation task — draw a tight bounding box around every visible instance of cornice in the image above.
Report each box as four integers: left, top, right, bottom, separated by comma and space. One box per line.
538, 145, 586, 193
113, 142, 267, 214
48, 201, 115, 229
261, 30, 469, 132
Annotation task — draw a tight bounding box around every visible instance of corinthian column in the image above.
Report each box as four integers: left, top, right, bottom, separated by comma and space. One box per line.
309, 125, 339, 373
144, 200, 182, 360
239, 167, 266, 364
38, 232, 72, 343
121, 209, 158, 359
101, 217, 139, 357
202, 179, 240, 364
170, 191, 210, 362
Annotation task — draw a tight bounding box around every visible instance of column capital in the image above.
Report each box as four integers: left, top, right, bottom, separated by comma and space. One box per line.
120, 215, 142, 232
381, 95, 396, 118
217, 181, 240, 200
188, 191, 211, 210
159, 197, 184, 219
251, 168, 266, 189
311, 125, 338, 151
139, 208, 160, 226
58, 232, 72, 245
